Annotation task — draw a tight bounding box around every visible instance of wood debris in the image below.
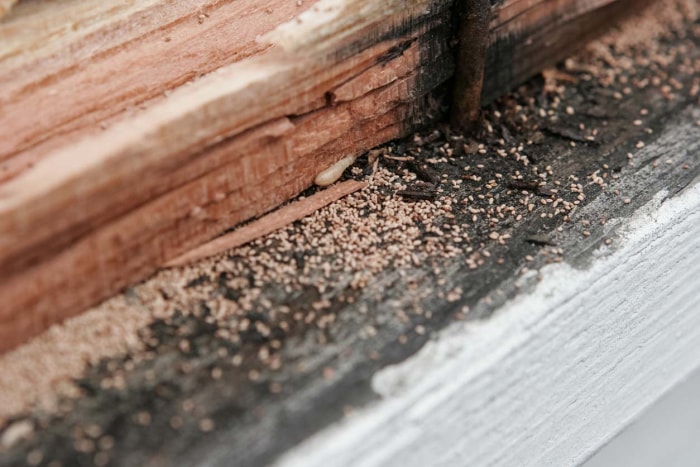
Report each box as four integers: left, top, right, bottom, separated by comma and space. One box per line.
167, 180, 367, 267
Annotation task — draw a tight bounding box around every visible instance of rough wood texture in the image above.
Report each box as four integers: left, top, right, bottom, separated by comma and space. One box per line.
167, 180, 367, 267
0, 0, 453, 352
0, 0, 17, 19
0, 7, 697, 466
0, 0, 639, 351
0, 0, 316, 172
482, 0, 642, 103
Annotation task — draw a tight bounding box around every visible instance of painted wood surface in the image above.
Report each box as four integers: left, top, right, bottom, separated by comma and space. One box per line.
279, 177, 700, 467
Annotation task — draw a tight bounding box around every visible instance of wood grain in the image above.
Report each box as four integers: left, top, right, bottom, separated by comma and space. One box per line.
0, 0, 17, 19
0, 0, 318, 165
167, 180, 367, 267
0, 0, 452, 352
0, 0, 638, 351
482, 0, 642, 103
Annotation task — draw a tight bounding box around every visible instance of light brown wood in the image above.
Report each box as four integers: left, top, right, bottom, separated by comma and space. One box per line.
0, 0, 318, 173
0, 0, 639, 352
168, 180, 367, 267
0, 0, 452, 352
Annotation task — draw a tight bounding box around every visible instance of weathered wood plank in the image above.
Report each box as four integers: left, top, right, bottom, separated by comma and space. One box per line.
482, 0, 643, 103
0, 0, 642, 351
0, 0, 318, 165
0, 0, 453, 352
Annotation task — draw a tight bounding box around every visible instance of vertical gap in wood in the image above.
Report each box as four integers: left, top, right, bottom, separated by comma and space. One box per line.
450, 0, 491, 130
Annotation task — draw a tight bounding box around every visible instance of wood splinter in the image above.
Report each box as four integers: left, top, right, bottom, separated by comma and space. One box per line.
166, 179, 366, 267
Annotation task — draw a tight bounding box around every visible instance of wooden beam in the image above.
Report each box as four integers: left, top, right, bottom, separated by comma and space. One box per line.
451, 0, 491, 128
0, 0, 318, 167
0, 0, 640, 352
482, 0, 641, 103
0, 0, 453, 352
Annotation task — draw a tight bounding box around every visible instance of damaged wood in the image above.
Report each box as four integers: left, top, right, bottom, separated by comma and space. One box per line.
0, 2, 697, 465
0, 0, 454, 353
451, 0, 491, 128
0, 0, 642, 351
481, 0, 647, 104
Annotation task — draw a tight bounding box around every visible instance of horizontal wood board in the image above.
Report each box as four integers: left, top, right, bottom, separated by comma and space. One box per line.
0, 0, 640, 350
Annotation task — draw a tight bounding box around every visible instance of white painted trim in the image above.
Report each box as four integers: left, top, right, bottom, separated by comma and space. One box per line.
276, 181, 700, 467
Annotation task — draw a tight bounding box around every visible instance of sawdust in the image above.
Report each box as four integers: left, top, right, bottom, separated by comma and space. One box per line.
0, 297, 148, 425
583, 0, 698, 62
0, 164, 466, 425
168, 180, 367, 267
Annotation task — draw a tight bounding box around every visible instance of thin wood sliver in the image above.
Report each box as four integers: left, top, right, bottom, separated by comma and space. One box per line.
166, 179, 367, 267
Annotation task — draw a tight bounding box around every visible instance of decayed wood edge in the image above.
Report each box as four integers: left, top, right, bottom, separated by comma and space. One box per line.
482, 0, 642, 104
0, 0, 319, 165
167, 180, 367, 267
0, 8, 451, 350
0, 0, 639, 351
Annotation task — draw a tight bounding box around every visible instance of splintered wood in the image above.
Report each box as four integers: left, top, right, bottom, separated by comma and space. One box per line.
0, 0, 453, 352
167, 180, 367, 267
0, 0, 639, 352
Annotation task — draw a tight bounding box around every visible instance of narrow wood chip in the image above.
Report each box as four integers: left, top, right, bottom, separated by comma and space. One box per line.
166, 179, 367, 267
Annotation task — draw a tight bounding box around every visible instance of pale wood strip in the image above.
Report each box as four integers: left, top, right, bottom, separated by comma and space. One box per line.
167, 180, 367, 267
